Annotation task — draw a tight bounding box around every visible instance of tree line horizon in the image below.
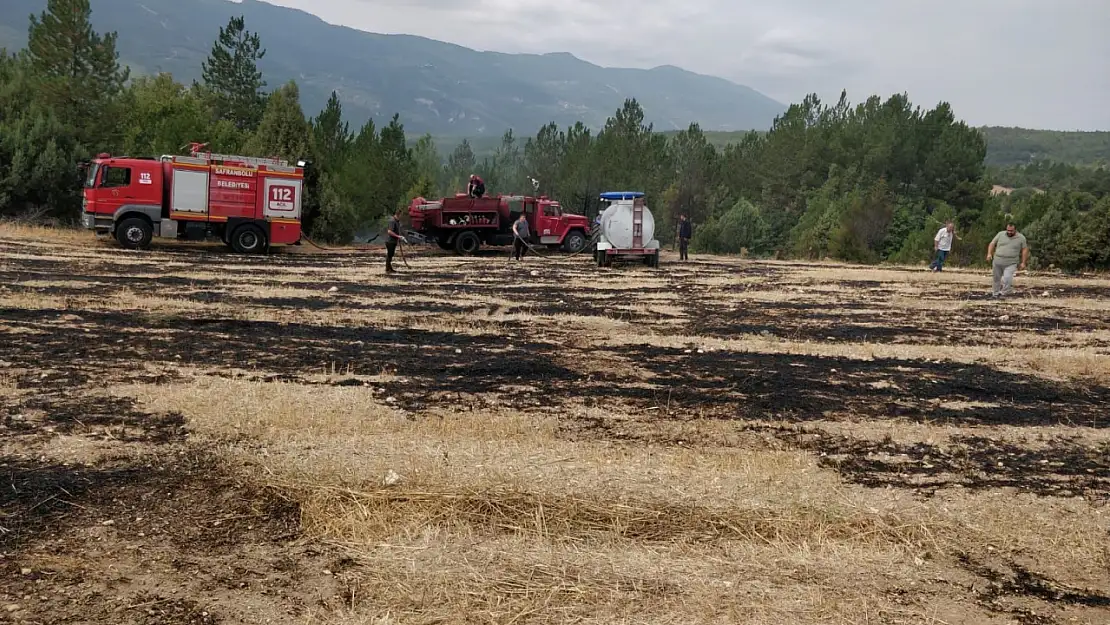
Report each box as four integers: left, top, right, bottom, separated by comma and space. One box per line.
3, 0, 1109, 270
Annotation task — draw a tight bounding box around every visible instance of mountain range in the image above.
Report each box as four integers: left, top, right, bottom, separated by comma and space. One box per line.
0, 0, 786, 136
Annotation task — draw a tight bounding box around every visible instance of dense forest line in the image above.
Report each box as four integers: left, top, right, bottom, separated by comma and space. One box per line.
980, 127, 1110, 167
433, 127, 1110, 168
3, 1, 1109, 270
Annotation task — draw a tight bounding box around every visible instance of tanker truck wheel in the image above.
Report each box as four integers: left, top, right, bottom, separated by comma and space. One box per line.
454, 231, 480, 255
562, 230, 587, 254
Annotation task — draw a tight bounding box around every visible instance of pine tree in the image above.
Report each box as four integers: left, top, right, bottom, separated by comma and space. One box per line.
25, 0, 129, 149
666, 123, 718, 229
311, 91, 351, 172
375, 114, 415, 219
556, 122, 596, 216
523, 123, 563, 196
119, 74, 209, 156
446, 139, 476, 193
200, 16, 267, 131
243, 81, 307, 161
410, 134, 442, 196
493, 129, 522, 193
0, 53, 83, 219
311, 172, 357, 244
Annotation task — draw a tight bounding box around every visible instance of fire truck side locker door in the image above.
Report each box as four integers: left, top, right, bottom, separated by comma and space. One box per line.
261, 177, 301, 219
262, 176, 302, 245
170, 159, 210, 220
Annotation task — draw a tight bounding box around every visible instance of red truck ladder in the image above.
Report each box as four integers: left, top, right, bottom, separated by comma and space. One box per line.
184, 142, 290, 167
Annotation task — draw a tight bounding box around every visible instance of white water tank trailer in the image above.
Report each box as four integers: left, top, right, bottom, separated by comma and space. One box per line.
594, 191, 660, 268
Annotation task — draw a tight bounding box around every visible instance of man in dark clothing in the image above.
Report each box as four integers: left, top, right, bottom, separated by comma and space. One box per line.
467, 174, 485, 198
385, 208, 406, 273
678, 214, 692, 261
512, 213, 530, 261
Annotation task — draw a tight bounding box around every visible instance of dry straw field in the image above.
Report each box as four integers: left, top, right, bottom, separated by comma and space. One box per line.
2, 223, 1109, 624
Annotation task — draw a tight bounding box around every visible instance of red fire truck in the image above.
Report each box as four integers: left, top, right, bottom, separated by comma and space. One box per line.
81, 143, 304, 253
408, 193, 590, 255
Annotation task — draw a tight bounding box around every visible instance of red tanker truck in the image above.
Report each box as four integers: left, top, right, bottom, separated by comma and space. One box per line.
408, 193, 590, 255
80, 142, 305, 254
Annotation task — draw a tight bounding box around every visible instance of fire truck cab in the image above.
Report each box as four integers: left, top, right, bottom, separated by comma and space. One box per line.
81, 143, 304, 254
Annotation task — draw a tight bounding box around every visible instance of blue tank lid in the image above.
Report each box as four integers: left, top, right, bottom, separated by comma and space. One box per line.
599, 191, 644, 200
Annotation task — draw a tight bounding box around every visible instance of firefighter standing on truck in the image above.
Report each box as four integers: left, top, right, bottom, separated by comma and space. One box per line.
385, 208, 406, 273
467, 174, 485, 198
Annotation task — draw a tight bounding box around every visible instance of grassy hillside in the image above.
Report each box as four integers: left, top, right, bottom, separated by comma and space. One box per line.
1, 0, 784, 136
6, 1, 1102, 166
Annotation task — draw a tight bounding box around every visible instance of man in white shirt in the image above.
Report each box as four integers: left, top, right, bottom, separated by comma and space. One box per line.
929, 221, 958, 272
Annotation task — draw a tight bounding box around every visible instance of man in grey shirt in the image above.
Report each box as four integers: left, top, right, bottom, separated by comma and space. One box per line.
986, 222, 1029, 297
512, 213, 530, 261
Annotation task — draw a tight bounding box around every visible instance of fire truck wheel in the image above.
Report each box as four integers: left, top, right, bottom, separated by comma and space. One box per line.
115, 217, 152, 250
562, 231, 587, 254
454, 231, 480, 255
231, 224, 268, 254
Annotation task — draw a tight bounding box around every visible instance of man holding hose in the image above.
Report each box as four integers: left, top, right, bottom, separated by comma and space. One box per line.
385, 208, 407, 273
512, 213, 529, 261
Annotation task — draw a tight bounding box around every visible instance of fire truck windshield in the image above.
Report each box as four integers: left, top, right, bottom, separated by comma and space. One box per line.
83, 163, 100, 188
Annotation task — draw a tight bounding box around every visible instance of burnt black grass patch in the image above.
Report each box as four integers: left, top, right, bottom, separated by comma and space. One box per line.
755, 424, 1110, 499
608, 345, 1110, 428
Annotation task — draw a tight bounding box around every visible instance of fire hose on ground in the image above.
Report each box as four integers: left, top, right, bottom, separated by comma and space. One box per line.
511, 229, 601, 261
298, 231, 378, 251
298, 227, 595, 269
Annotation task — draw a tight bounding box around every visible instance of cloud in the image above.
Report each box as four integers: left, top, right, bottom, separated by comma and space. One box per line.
265, 0, 1110, 130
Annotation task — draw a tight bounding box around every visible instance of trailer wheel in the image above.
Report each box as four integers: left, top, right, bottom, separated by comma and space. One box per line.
454, 231, 480, 255
115, 217, 152, 250
231, 224, 268, 254
562, 230, 587, 254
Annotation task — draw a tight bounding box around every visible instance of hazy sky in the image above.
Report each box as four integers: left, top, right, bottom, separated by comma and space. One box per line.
261, 0, 1109, 130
